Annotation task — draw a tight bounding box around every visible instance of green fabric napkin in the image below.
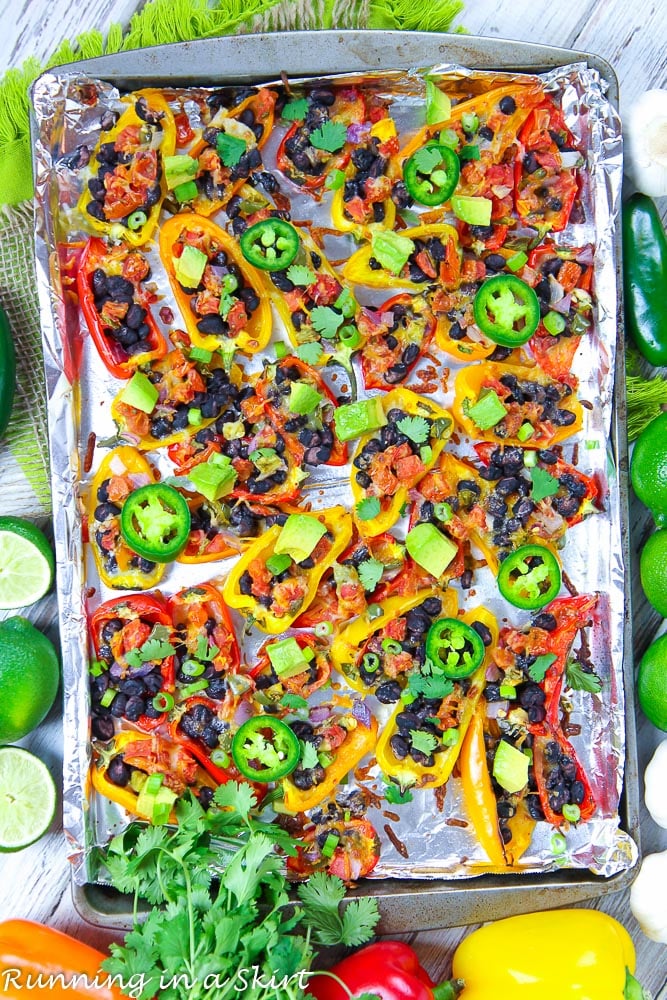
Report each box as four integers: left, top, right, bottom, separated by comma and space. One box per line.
0, 0, 463, 515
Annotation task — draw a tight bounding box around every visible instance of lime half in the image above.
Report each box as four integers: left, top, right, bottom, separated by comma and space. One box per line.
0, 517, 54, 610
0, 747, 57, 851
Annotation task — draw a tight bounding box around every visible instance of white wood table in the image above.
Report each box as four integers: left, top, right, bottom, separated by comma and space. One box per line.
0, 0, 665, 992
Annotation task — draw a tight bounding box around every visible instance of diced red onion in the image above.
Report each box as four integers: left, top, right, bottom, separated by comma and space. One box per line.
551, 293, 572, 315
485, 664, 501, 682
129, 473, 152, 488
485, 699, 509, 719
109, 455, 126, 476
352, 699, 372, 729
233, 697, 255, 726
491, 185, 512, 198
109, 662, 124, 679
310, 705, 334, 725
560, 151, 583, 169
548, 275, 565, 304
576, 246, 595, 265
128, 661, 156, 678
347, 122, 370, 144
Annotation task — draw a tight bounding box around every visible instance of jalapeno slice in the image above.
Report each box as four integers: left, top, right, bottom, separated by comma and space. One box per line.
473, 275, 540, 347
425, 618, 485, 679
497, 543, 561, 610
239, 219, 300, 271
403, 144, 460, 206
119, 484, 191, 562
231, 716, 300, 782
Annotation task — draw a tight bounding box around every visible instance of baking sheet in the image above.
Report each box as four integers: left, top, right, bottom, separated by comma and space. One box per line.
30, 31, 638, 919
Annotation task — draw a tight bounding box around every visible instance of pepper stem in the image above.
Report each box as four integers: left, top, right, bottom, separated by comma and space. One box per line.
625, 968, 653, 1000
432, 980, 465, 1000
304, 969, 382, 1000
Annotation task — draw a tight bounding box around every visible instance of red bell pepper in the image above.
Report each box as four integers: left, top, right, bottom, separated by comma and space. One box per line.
77, 237, 166, 379
515, 98, 581, 232
531, 722, 597, 826
167, 582, 240, 681
168, 693, 239, 784
89, 593, 175, 732
59, 243, 87, 383
305, 941, 452, 1000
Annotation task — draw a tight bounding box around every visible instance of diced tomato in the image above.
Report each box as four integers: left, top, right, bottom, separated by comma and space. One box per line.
385, 617, 407, 641
122, 251, 151, 283
122, 619, 152, 652
226, 300, 249, 334
248, 557, 272, 598
308, 273, 341, 307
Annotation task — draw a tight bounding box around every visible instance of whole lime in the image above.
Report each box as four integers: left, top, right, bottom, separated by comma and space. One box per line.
637, 632, 667, 731
640, 529, 667, 618
0, 617, 59, 744
631, 411, 667, 526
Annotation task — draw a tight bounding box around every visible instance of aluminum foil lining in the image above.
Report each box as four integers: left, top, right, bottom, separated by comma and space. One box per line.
30, 59, 635, 887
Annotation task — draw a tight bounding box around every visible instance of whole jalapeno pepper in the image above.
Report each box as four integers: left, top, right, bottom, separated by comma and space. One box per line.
622, 192, 667, 366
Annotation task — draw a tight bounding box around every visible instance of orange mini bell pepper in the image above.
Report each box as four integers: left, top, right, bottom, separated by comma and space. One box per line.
159, 213, 271, 355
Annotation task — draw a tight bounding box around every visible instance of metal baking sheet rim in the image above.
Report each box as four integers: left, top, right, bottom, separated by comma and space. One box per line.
31, 30, 639, 932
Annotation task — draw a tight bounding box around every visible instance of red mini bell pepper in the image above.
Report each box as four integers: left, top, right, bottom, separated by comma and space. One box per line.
515, 98, 581, 232
306, 940, 451, 1000
357, 293, 436, 390
167, 582, 240, 681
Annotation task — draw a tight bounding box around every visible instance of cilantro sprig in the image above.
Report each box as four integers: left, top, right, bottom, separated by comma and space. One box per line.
309, 120, 347, 153
397, 415, 430, 444
358, 557, 385, 592
125, 624, 175, 667
355, 497, 381, 521
566, 658, 603, 693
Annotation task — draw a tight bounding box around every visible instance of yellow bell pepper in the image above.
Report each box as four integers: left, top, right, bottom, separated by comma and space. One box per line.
330, 118, 398, 237
351, 387, 454, 538
342, 223, 460, 291
223, 506, 353, 633
330, 588, 458, 694
451, 909, 646, 1000
88, 446, 165, 590
375, 607, 498, 791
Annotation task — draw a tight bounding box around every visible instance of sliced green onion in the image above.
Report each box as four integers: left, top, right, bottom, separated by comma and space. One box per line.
499, 684, 516, 699
381, 638, 403, 655
321, 832, 340, 858
441, 728, 459, 747
180, 679, 209, 698
100, 688, 116, 708
174, 181, 198, 204
152, 801, 172, 825
506, 250, 528, 272
562, 803, 581, 823
339, 325, 362, 349
145, 773, 164, 795
420, 445, 433, 464
188, 408, 203, 426
325, 168, 346, 191
362, 652, 381, 673
303, 645, 315, 662
400, 689, 417, 704
181, 659, 206, 677
524, 450, 538, 468
266, 553, 292, 576
585, 439, 600, 450
517, 422, 534, 442
189, 346, 213, 363
314, 621, 334, 638
551, 830, 567, 854
318, 751, 335, 768
439, 129, 459, 149
127, 210, 148, 231
152, 691, 175, 712
543, 311, 567, 336
434, 502, 453, 522
461, 112, 480, 134
211, 749, 230, 768
89, 659, 106, 677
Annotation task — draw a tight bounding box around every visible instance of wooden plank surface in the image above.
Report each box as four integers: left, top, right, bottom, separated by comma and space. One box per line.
0, 0, 666, 993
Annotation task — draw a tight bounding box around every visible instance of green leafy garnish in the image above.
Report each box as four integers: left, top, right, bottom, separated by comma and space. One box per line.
408, 672, 454, 700
195, 634, 220, 662
287, 264, 316, 287
297, 872, 380, 947
310, 305, 344, 340
355, 497, 381, 521
126, 624, 176, 666
383, 782, 414, 805
409, 730, 439, 755
279, 693, 309, 711
300, 740, 320, 770
527, 652, 557, 683
397, 414, 430, 444
296, 341, 325, 365
216, 131, 247, 167
309, 120, 347, 153
530, 466, 560, 502
282, 98, 309, 120
412, 146, 443, 173
566, 658, 603, 693
357, 558, 385, 592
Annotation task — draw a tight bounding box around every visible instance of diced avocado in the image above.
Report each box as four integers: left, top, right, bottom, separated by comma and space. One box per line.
266, 637, 309, 678
289, 380, 323, 415
164, 154, 198, 191
370, 230, 415, 275
174, 180, 198, 204
119, 372, 158, 414
274, 513, 326, 563
493, 739, 530, 794
405, 523, 458, 578
265, 553, 292, 576
334, 396, 387, 442
467, 389, 508, 431
174, 245, 207, 288
188, 454, 237, 502
451, 195, 493, 226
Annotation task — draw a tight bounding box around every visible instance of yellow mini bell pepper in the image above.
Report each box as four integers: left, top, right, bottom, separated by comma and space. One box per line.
375, 607, 498, 791
351, 387, 454, 538
223, 506, 353, 633
451, 909, 647, 1000
342, 223, 461, 291
330, 118, 398, 237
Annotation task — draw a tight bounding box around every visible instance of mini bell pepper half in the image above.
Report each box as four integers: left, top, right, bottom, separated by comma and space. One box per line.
330, 588, 457, 695
77, 237, 166, 379
89, 593, 176, 738
515, 97, 582, 233
159, 213, 272, 355
168, 692, 250, 786
91, 730, 219, 822
288, 817, 380, 880
167, 582, 240, 692
247, 632, 332, 710
77, 89, 175, 247
87, 446, 165, 590
349, 387, 454, 538
453, 361, 583, 448
223, 506, 353, 633
431, 252, 503, 363
376, 607, 499, 791
329, 116, 399, 234
176, 498, 279, 564
343, 223, 461, 291
357, 293, 436, 390
280, 704, 378, 814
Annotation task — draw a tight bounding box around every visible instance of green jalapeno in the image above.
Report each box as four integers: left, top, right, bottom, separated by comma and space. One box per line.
496, 543, 561, 610
403, 144, 460, 206
231, 716, 300, 782
119, 483, 191, 562
239, 219, 300, 271
425, 618, 485, 679
473, 274, 540, 347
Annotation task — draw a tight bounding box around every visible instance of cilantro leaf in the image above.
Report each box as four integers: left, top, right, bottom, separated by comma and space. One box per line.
355, 497, 381, 521
340, 897, 382, 947
280, 692, 309, 711
408, 672, 454, 700
310, 305, 344, 340
298, 872, 379, 948
527, 652, 557, 682
286, 264, 316, 286
397, 414, 430, 444
358, 557, 385, 592
195, 634, 220, 662
216, 131, 247, 167
309, 120, 347, 153
412, 145, 443, 173
139, 636, 176, 663
566, 658, 603, 693
300, 740, 320, 770
282, 98, 308, 120
213, 780, 256, 819
530, 466, 560, 503
409, 729, 439, 755
383, 782, 413, 805
296, 341, 324, 365
124, 648, 143, 668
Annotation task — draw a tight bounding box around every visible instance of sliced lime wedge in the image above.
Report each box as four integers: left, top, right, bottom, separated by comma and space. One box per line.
0, 525, 54, 609
0, 747, 57, 851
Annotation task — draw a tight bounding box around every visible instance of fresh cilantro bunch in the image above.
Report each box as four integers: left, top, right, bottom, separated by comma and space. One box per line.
100, 783, 380, 1000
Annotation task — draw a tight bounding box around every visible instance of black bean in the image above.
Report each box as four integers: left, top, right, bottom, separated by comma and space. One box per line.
405, 608, 431, 633
94, 502, 121, 522
527, 705, 546, 724
402, 343, 420, 366
552, 495, 581, 518
496, 477, 521, 496
410, 748, 435, 767
497, 800, 516, 819
523, 151, 539, 173
124, 303, 146, 329
373, 681, 401, 705
125, 696, 146, 722
461, 568, 473, 589
484, 683, 502, 702
144, 671, 163, 695
197, 314, 225, 336
119, 678, 145, 697
390, 734, 410, 759
105, 755, 131, 786
110, 693, 128, 718
385, 363, 408, 383
396, 711, 420, 733
422, 596, 442, 617
471, 620, 493, 646
485, 253, 507, 273
560, 755, 577, 782
470, 225, 495, 240
527, 795, 545, 820
488, 345, 513, 362
499, 96, 517, 115
479, 125, 494, 141
150, 417, 172, 438
239, 570, 253, 596
570, 780, 585, 805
